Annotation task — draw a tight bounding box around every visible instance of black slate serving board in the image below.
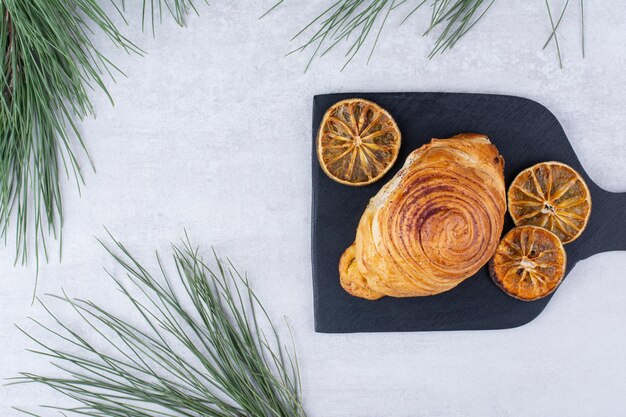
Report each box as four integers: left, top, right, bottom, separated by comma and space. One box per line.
312, 92, 626, 333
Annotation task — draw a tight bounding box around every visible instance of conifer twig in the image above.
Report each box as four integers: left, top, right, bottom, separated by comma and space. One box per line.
11, 232, 306, 417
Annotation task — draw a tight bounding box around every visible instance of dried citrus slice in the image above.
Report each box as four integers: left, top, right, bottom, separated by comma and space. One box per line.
489, 226, 567, 301
317, 98, 401, 186
339, 243, 384, 300
508, 161, 592, 243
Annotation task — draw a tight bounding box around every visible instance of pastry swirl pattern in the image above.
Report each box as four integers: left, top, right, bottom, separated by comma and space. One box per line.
340, 134, 507, 299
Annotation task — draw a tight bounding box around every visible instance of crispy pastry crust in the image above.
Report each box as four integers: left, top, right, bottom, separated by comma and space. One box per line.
339, 243, 385, 300
339, 133, 506, 299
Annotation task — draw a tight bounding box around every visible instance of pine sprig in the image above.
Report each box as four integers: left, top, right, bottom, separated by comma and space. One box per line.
278, 0, 586, 70
282, 0, 496, 70
1, 0, 136, 270
0, 0, 204, 275
11, 233, 306, 417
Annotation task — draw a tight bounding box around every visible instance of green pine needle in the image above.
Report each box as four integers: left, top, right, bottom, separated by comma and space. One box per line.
543, 0, 586, 67
0, 0, 204, 276
544, 0, 565, 68
11, 232, 307, 417
580, 0, 585, 58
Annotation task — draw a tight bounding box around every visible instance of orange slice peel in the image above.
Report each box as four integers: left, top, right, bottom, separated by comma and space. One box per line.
317, 98, 401, 186
489, 225, 567, 301
508, 161, 592, 243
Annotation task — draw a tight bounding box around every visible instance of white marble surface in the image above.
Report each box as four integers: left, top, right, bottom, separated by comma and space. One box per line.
2, 2, 626, 416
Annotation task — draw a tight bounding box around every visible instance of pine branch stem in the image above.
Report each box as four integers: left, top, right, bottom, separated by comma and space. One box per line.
3, 7, 13, 104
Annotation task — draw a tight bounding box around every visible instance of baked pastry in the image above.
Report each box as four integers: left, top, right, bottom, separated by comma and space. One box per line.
340, 133, 506, 299
339, 243, 385, 300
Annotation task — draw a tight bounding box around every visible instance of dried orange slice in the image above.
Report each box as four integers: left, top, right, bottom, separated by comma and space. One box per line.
339, 243, 384, 300
489, 226, 567, 301
508, 161, 592, 243
317, 98, 401, 186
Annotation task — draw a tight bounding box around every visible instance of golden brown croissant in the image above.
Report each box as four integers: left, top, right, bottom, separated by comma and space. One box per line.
339, 133, 506, 299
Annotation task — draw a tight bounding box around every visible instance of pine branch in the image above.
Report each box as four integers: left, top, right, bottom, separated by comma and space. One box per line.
279, 0, 496, 70
11, 232, 306, 417
0, 0, 204, 279
1, 0, 136, 271
275, 0, 586, 70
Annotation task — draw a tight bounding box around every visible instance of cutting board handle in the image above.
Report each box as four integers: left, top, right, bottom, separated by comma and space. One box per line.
588, 187, 626, 254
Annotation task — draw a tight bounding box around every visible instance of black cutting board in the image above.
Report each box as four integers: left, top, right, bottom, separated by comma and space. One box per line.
311, 92, 626, 333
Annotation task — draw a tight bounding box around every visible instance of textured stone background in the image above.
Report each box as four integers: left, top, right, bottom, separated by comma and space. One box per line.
1, 2, 625, 416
